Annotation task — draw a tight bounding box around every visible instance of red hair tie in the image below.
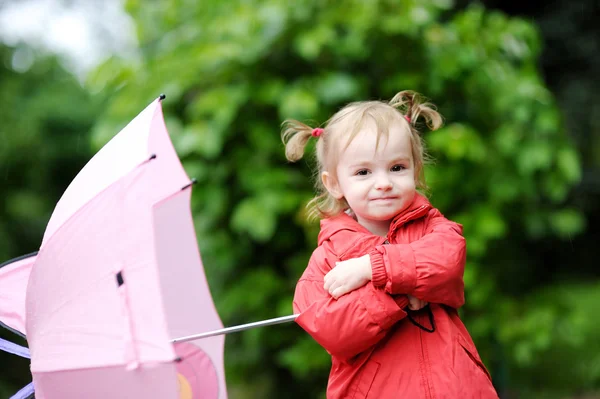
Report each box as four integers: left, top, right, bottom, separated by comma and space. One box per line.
404, 115, 411, 123
312, 128, 324, 138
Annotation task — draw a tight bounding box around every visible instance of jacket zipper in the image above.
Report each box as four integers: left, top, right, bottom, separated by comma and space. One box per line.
387, 204, 429, 241
386, 204, 434, 398
419, 325, 434, 399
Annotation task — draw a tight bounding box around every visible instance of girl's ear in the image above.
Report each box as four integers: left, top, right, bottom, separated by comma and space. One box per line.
321, 171, 344, 199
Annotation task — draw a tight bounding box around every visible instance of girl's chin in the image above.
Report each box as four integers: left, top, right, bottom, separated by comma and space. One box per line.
358, 214, 396, 225
369, 208, 406, 220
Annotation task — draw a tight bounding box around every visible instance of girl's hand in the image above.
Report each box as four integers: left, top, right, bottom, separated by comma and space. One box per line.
407, 295, 428, 311
324, 255, 372, 299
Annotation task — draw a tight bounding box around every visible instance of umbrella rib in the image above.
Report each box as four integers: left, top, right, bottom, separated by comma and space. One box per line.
180, 178, 197, 191
0, 320, 26, 339
0, 252, 38, 269
40, 153, 158, 250
171, 314, 299, 343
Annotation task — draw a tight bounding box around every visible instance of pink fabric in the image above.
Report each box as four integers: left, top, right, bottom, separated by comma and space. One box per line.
32, 364, 178, 399
0, 254, 36, 334
154, 190, 226, 397
174, 342, 219, 399
25, 99, 228, 398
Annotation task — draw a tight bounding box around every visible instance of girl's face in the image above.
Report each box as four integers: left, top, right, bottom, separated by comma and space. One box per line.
322, 120, 416, 236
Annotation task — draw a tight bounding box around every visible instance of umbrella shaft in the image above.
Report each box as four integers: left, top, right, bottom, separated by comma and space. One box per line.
171, 314, 299, 343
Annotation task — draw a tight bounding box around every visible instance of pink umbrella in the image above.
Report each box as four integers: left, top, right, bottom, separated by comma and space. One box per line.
0, 253, 36, 337
0, 253, 37, 399
23, 96, 226, 399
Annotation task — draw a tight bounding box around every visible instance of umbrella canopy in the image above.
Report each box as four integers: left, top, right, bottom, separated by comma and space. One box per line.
0, 253, 37, 337
24, 97, 227, 399
0, 253, 37, 399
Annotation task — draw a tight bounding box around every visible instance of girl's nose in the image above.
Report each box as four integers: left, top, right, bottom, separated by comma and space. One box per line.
374, 174, 393, 190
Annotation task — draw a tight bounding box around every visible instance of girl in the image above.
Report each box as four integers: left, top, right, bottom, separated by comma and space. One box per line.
283, 91, 498, 398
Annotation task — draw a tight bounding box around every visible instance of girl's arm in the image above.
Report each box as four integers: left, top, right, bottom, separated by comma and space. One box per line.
293, 252, 409, 362
369, 208, 466, 308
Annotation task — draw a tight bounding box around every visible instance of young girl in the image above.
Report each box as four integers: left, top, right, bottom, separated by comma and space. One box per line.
283, 91, 498, 399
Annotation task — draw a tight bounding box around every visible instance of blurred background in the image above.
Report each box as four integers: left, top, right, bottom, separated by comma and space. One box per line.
0, 0, 598, 398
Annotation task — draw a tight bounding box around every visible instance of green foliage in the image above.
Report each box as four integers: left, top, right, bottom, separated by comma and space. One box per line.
83, 0, 592, 396
0, 46, 101, 256
498, 283, 600, 397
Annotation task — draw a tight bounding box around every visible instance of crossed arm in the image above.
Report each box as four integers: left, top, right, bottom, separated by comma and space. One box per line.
293, 256, 409, 361
295, 209, 466, 360
324, 209, 466, 309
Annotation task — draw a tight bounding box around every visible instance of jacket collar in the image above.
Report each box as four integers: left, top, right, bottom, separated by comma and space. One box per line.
317, 194, 432, 260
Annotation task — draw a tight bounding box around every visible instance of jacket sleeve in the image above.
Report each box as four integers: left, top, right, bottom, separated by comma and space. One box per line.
369, 208, 466, 308
293, 251, 408, 362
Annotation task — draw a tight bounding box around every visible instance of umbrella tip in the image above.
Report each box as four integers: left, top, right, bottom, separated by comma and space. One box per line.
181, 178, 198, 191
159, 93, 166, 101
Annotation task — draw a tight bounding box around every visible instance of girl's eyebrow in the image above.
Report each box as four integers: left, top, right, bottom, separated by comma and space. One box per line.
346, 160, 372, 169
347, 157, 411, 168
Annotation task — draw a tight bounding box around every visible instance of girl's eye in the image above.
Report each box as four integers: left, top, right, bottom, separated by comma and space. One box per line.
355, 169, 369, 176
391, 165, 406, 172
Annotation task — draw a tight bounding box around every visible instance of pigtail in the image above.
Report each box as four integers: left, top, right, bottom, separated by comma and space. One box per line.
389, 90, 443, 131
389, 90, 443, 194
281, 120, 315, 162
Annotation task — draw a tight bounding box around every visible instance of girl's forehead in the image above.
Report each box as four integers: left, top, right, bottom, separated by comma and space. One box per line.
339, 123, 412, 161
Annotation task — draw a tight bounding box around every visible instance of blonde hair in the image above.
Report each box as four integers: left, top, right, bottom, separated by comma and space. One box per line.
282, 90, 443, 220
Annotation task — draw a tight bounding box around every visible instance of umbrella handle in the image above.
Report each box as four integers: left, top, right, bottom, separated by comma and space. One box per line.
170, 314, 299, 343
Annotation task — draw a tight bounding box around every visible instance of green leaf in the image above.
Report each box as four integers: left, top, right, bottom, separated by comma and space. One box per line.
293, 25, 335, 60
278, 86, 319, 120
549, 209, 585, 238
556, 146, 582, 184
316, 72, 360, 104
231, 197, 277, 242
516, 141, 553, 175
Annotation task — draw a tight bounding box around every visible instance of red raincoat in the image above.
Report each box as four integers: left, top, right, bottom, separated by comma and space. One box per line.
293, 194, 498, 398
